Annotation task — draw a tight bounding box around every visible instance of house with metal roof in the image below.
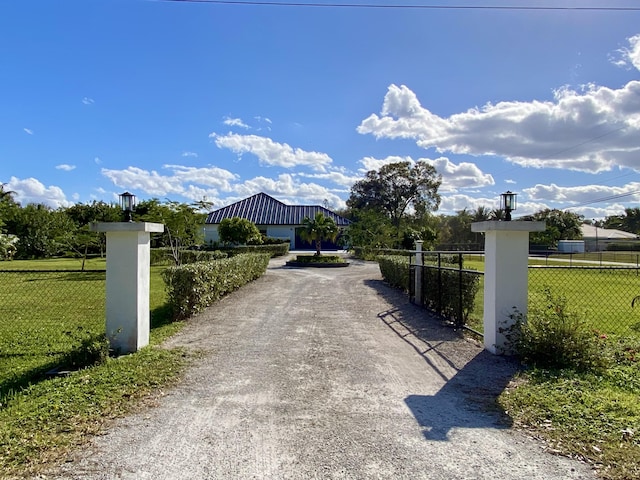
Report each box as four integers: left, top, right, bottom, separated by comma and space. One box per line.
204, 192, 350, 250
581, 223, 639, 252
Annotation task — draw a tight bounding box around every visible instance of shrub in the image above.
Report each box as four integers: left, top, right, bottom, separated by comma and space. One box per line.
162, 253, 270, 319
220, 243, 289, 258
421, 266, 480, 325
378, 255, 410, 291
218, 217, 262, 245
507, 288, 609, 371
150, 248, 228, 266
606, 242, 640, 251
62, 327, 110, 368
293, 255, 344, 264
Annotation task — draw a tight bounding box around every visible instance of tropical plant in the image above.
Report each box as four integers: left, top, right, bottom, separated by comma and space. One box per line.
299, 212, 339, 256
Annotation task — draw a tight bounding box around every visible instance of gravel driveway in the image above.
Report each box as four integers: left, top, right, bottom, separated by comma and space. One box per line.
42, 255, 596, 479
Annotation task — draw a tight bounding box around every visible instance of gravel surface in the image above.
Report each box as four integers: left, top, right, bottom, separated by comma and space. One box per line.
40, 255, 597, 479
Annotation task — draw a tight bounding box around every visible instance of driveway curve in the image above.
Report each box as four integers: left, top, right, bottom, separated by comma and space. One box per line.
43, 256, 596, 480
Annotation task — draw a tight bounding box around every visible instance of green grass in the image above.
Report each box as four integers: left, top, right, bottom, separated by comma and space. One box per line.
499, 347, 640, 480
459, 256, 640, 337
0, 347, 189, 477
0, 258, 189, 477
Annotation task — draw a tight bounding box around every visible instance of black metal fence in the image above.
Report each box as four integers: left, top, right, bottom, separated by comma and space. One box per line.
407, 252, 640, 338
409, 252, 484, 332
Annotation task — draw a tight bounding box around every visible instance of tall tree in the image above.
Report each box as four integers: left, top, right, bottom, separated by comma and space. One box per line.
523, 209, 584, 248
347, 161, 441, 230
299, 212, 339, 256
135, 199, 207, 265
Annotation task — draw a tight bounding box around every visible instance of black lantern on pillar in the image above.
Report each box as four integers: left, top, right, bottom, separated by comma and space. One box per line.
500, 191, 517, 221
119, 191, 136, 222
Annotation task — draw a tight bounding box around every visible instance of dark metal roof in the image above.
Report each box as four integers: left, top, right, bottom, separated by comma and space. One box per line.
205, 192, 351, 226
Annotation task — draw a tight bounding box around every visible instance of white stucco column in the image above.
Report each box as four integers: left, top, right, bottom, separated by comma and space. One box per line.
471, 221, 545, 354
413, 240, 423, 305
90, 222, 164, 354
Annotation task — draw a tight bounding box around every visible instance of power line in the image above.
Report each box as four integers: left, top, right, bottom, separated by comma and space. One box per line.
565, 189, 640, 210
158, 0, 640, 11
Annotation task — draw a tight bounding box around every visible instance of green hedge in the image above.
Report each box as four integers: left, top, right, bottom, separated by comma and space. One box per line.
150, 248, 228, 266
162, 253, 271, 320
421, 266, 480, 324
606, 242, 640, 252
377, 254, 480, 326
293, 255, 343, 264
352, 247, 411, 261
216, 243, 290, 258
378, 255, 410, 291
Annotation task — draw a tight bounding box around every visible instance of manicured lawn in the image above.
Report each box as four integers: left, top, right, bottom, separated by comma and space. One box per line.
0, 260, 180, 399
461, 256, 640, 337
0, 258, 188, 477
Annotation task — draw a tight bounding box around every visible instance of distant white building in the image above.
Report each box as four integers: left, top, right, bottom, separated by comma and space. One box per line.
581, 224, 639, 252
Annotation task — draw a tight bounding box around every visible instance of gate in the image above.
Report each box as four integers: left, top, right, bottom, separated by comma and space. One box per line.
409, 251, 484, 332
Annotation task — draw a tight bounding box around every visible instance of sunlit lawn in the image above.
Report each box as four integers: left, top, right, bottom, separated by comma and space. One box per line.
0, 259, 178, 401
462, 255, 640, 336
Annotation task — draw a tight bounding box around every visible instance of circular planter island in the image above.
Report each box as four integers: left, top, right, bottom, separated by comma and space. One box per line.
285, 254, 350, 268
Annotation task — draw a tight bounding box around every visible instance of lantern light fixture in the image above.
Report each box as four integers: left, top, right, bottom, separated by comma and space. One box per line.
119, 191, 136, 222
500, 191, 517, 221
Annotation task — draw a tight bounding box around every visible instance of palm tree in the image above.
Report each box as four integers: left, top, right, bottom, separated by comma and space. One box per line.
300, 212, 339, 256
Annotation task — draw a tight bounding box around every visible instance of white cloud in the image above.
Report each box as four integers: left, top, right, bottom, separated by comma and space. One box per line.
232, 173, 345, 209
94, 157, 102, 164
523, 182, 640, 206
294, 170, 360, 188
430, 157, 494, 191
611, 34, 640, 71
359, 155, 415, 172
56, 164, 76, 171
101, 165, 239, 200
7, 176, 72, 209
211, 132, 332, 172
358, 79, 640, 174
358, 155, 493, 192
23, 128, 33, 135
181, 151, 198, 158
82, 97, 95, 105
223, 117, 250, 129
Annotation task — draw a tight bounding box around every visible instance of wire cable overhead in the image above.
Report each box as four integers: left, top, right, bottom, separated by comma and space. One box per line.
160, 0, 640, 11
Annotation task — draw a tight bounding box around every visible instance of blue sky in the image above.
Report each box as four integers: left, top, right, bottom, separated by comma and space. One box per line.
2, 0, 640, 220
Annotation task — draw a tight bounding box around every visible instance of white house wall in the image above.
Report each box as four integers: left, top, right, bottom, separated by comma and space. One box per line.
262, 225, 296, 248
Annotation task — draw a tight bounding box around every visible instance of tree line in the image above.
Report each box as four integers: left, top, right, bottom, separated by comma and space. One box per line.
3, 163, 640, 260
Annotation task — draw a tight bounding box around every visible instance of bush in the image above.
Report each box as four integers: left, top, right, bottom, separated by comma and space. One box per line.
606, 242, 640, 251
293, 255, 344, 264
162, 253, 270, 319
150, 248, 228, 265
218, 217, 262, 245
421, 266, 480, 324
62, 327, 110, 368
219, 243, 290, 258
507, 289, 609, 371
378, 255, 410, 291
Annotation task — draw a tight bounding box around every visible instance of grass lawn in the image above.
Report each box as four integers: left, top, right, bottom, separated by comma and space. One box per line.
0, 258, 188, 477
499, 358, 640, 480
